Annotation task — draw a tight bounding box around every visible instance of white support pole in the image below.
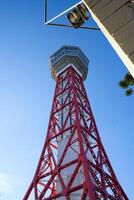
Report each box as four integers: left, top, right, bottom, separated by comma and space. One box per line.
45, 1, 83, 25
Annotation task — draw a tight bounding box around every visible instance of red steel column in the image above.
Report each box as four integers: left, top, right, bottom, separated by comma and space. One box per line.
23, 66, 128, 200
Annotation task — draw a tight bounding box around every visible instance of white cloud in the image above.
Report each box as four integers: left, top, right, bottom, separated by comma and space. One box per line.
0, 173, 12, 194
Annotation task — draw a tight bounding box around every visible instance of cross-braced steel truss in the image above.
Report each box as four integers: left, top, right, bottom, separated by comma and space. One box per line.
23, 67, 128, 200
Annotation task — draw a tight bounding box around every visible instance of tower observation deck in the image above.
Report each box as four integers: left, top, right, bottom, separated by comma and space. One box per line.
23, 45, 128, 200
49, 45, 89, 80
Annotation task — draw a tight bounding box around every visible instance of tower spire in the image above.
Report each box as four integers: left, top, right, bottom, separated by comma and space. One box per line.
23, 46, 128, 200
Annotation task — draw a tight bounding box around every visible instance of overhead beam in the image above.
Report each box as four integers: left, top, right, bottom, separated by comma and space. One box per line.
83, 0, 134, 77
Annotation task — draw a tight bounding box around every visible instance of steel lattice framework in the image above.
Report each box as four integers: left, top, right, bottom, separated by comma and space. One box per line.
23, 67, 128, 200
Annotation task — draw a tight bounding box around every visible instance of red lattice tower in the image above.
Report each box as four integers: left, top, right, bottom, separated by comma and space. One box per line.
23, 46, 128, 200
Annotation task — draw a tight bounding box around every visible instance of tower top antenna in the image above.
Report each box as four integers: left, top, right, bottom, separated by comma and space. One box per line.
49, 45, 89, 80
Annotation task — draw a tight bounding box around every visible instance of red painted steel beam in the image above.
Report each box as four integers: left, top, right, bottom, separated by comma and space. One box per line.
23, 66, 128, 200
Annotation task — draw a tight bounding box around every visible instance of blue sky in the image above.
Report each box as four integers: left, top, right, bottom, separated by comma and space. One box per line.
0, 0, 134, 199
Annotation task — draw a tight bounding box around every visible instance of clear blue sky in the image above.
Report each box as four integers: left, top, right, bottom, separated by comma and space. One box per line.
0, 0, 134, 199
